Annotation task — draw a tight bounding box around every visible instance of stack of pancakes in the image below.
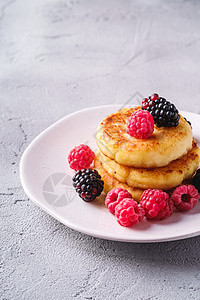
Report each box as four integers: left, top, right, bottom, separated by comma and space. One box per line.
94, 107, 200, 202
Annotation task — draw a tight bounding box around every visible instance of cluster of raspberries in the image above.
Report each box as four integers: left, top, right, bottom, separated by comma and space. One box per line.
68, 134, 200, 228
105, 188, 145, 227
105, 185, 199, 227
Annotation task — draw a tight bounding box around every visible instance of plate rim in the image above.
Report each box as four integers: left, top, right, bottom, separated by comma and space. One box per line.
20, 105, 200, 243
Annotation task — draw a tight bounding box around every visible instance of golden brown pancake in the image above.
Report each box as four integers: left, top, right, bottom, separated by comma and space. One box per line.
96, 107, 193, 168
94, 154, 144, 202
98, 139, 200, 190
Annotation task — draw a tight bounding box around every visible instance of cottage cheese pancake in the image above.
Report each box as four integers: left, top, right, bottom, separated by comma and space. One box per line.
94, 153, 144, 202
98, 139, 200, 190
96, 107, 193, 168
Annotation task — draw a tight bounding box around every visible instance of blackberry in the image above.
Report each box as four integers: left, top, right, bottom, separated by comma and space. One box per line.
142, 94, 180, 127
192, 169, 200, 193
72, 169, 104, 202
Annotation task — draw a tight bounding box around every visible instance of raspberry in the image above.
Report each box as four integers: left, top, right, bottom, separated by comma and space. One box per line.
171, 184, 199, 211
68, 144, 95, 171
115, 198, 145, 227
127, 109, 154, 139
105, 188, 132, 214
140, 189, 174, 220
142, 94, 180, 128
192, 169, 200, 192
72, 169, 104, 202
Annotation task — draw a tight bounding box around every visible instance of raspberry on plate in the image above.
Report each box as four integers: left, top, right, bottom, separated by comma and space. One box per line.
72, 169, 104, 202
127, 109, 154, 139
105, 188, 132, 214
171, 184, 199, 211
140, 189, 174, 220
115, 198, 145, 227
68, 144, 95, 171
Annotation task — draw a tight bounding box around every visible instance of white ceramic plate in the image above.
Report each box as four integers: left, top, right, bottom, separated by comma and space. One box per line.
20, 105, 200, 243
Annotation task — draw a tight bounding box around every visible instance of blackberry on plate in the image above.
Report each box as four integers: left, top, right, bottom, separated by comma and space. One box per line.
192, 169, 200, 193
72, 169, 104, 202
142, 93, 180, 128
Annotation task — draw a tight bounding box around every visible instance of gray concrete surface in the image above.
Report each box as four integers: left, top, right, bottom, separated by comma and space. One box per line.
1, 0, 200, 299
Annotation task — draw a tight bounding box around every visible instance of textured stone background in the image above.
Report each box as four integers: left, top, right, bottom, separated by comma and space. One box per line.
1, 0, 200, 299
